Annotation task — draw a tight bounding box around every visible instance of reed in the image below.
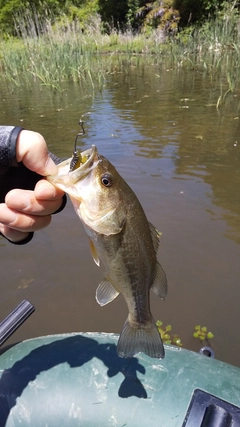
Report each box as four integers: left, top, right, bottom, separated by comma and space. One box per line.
162, 7, 240, 106
0, 18, 152, 89
0, 7, 240, 95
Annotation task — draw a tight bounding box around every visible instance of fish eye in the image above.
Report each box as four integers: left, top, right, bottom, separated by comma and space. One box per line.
101, 174, 113, 187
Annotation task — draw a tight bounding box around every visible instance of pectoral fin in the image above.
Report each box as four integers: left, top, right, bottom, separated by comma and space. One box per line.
151, 262, 167, 300
89, 239, 100, 267
96, 277, 120, 306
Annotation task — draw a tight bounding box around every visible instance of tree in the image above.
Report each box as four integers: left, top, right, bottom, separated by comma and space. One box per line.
173, 0, 238, 26
97, 0, 128, 29
135, 1, 180, 34
0, 0, 68, 35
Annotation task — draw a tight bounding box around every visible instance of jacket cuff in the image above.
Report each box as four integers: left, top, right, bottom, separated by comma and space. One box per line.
52, 194, 67, 215
0, 231, 34, 245
8, 127, 24, 167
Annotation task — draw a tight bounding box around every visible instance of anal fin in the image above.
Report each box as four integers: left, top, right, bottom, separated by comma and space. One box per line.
96, 277, 119, 306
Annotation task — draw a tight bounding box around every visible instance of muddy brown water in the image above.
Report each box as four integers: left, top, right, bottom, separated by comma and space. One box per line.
1, 63, 240, 367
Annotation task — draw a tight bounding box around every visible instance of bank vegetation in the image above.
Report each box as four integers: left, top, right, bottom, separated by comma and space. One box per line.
0, 0, 239, 95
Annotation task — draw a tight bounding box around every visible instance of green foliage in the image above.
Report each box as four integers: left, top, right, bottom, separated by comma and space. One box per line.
0, 14, 165, 88
125, 0, 146, 28
156, 320, 183, 347
0, 0, 240, 99
173, 0, 239, 27
97, 0, 128, 30
0, 0, 25, 34
0, 0, 68, 35
136, 0, 180, 34
1, 0, 239, 36
96, 0, 148, 30
69, 1, 99, 23
56, 0, 100, 32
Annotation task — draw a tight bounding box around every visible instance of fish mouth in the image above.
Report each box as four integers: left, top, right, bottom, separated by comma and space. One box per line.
68, 145, 99, 183
48, 145, 99, 185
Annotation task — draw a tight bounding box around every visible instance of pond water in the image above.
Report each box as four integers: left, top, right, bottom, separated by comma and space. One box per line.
1, 61, 240, 367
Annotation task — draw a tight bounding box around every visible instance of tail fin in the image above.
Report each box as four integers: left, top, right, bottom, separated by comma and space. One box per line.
117, 317, 165, 359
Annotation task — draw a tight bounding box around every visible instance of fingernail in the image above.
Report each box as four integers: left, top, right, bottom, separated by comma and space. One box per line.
45, 158, 57, 176
35, 181, 56, 199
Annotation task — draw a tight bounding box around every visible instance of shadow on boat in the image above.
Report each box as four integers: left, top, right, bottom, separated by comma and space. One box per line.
0, 334, 147, 425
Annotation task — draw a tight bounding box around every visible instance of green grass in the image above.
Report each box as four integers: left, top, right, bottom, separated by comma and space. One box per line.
1, 9, 240, 96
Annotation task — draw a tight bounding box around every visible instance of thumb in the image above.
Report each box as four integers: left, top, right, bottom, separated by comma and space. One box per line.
16, 130, 57, 176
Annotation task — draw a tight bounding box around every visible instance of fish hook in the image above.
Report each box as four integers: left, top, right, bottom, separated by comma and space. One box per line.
69, 119, 85, 172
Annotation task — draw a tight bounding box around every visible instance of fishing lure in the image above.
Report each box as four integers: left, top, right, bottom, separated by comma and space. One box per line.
69, 119, 85, 172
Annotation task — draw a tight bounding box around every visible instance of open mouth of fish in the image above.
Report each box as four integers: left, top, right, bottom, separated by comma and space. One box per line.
47, 145, 99, 187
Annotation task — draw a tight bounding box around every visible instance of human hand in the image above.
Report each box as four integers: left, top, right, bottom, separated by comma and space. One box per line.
0, 130, 65, 243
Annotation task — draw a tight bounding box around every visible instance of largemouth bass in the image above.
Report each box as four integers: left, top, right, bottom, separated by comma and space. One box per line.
48, 145, 167, 359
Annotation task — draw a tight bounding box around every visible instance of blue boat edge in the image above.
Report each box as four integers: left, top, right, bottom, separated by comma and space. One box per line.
0, 331, 240, 426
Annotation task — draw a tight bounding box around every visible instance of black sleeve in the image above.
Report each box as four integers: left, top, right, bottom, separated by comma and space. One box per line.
0, 152, 63, 203
0, 125, 63, 202
0, 162, 43, 203
0, 126, 23, 174
0, 126, 67, 244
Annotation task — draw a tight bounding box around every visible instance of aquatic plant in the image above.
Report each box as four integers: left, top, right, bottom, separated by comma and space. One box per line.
0, 1, 240, 100
156, 320, 183, 347
0, 11, 164, 88
156, 321, 216, 353
193, 325, 214, 343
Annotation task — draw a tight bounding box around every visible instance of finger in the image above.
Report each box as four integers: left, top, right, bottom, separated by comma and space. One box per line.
16, 130, 57, 176
34, 179, 65, 201
0, 204, 51, 231
0, 225, 30, 243
5, 189, 64, 216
